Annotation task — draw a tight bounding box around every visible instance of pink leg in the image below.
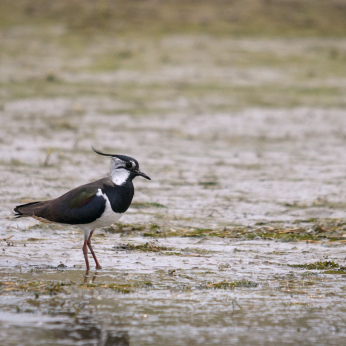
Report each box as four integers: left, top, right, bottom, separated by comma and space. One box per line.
87, 231, 102, 270
82, 240, 90, 273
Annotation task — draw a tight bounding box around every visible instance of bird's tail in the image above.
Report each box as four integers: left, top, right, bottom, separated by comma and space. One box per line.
14, 201, 43, 218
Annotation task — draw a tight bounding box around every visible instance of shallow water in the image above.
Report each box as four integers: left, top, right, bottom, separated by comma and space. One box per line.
2, 236, 346, 345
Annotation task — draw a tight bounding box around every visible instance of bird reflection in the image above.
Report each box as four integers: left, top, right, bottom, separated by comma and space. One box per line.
84, 271, 99, 283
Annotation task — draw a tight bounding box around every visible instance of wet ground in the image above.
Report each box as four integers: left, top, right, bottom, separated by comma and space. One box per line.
2, 7, 346, 345
2, 235, 346, 346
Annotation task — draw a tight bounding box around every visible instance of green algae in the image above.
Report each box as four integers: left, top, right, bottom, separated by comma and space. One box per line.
324, 271, 346, 275
131, 202, 166, 209
204, 280, 258, 289
1, 279, 154, 295
289, 261, 340, 270
116, 242, 205, 257
96, 283, 132, 294
116, 242, 173, 252
0, 281, 72, 295
139, 219, 346, 243
162, 252, 184, 256
105, 223, 156, 234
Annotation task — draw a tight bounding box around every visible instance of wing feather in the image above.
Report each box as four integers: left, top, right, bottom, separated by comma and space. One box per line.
15, 180, 109, 225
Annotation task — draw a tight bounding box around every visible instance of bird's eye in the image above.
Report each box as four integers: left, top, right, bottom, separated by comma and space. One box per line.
125, 162, 132, 169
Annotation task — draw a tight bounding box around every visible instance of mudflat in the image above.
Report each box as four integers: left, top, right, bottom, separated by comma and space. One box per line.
1, 1, 346, 345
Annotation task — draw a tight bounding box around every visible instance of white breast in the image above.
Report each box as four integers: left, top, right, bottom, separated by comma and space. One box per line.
78, 189, 122, 240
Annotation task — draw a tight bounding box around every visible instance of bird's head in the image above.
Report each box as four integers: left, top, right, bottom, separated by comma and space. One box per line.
92, 146, 151, 185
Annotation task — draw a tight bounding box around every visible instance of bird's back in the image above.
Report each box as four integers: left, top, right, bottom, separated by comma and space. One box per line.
14, 177, 133, 225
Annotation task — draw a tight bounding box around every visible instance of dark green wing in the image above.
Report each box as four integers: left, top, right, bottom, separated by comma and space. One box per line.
15, 184, 107, 225
69, 187, 99, 209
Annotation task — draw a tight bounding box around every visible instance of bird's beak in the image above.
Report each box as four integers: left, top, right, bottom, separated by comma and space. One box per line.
136, 170, 151, 180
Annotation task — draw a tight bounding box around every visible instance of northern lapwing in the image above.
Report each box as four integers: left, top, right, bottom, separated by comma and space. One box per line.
14, 147, 151, 272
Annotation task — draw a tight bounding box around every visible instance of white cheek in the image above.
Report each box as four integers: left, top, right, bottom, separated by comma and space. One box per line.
111, 169, 130, 185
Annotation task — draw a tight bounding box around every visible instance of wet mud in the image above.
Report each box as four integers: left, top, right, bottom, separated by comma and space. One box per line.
2, 236, 346, 345
2, 11, 346, 345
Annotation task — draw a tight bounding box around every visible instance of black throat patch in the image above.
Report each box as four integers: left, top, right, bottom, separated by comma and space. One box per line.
103, 179, 135, 213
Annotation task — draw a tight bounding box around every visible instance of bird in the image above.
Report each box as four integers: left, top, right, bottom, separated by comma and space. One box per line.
14, 147, 151, 272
